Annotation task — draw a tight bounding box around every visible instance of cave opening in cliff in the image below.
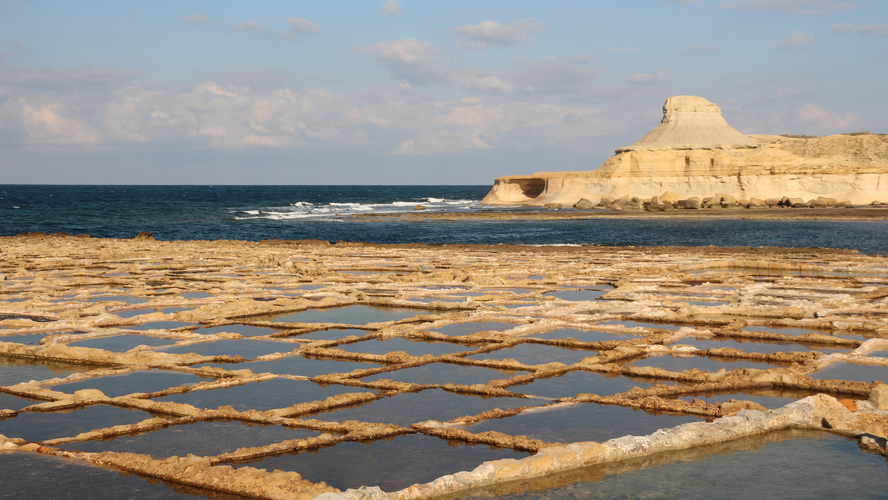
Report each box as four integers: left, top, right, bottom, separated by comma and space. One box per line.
516, 178, 545, 199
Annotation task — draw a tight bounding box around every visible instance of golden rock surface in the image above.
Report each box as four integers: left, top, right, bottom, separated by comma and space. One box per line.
1, 234, 886, 499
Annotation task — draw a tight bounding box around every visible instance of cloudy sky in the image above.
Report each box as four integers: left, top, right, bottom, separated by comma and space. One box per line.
2, 0, 886, 184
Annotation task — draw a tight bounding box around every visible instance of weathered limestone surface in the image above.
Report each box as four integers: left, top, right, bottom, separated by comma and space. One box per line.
1, 235, 887, 499
482, 96, 888, 206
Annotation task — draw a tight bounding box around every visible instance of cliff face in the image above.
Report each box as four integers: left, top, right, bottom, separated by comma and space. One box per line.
481, 96, 888, 206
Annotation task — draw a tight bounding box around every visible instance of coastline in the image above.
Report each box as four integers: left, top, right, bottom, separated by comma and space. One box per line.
351, 206, 888, 221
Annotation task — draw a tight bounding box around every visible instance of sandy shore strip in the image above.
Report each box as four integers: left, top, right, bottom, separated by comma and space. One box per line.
352, 207, 888, 221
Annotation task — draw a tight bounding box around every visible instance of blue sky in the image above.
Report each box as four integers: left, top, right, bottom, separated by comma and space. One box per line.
1, 0, 886, 184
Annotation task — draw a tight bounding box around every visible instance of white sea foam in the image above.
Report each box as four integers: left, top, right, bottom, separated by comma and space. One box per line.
232, 196, 481, 221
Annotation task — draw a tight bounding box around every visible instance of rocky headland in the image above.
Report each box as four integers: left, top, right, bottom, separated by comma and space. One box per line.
481, 96, 888, 211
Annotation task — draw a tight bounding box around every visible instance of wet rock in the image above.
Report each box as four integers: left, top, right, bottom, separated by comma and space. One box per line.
660, 191, 680, 204
870, 383, 888, 410
811, 197, 838, 208
858, 434, 887, 456
701, 196, 719, 208
644, 196, 673, 212
316, 487, 389, 499
573, 198, 596, 209
719, 399, 768, 415
746, 198, 766, 208
675, 197, 702, 209
719, 194, 738, 207
133, 231, 155, 240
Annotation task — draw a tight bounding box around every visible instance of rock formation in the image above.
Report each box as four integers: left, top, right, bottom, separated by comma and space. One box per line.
481, 96, 888, 207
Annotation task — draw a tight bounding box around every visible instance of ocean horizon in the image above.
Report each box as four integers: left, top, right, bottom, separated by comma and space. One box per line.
2, 184, 888, 254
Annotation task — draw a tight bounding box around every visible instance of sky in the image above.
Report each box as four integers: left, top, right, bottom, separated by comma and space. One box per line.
1, 0, 886, 185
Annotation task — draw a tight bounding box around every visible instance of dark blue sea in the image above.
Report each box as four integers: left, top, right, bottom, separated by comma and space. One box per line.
1, 185, 887, 254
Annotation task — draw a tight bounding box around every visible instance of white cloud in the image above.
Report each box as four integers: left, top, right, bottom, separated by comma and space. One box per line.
20, 101, 102, 145
626, 71, 668, 84
360, 38, 439, 64
450, 73, 516, 92
832, 22, 888, 37
229, 18, 322, 38
0, 59, 616, 158
452, 19, 543, 50
718, 0, 856, 15
794, 102, 860, 134
606, 47, 638, 53
717, 0, 857, 15
386, 98, 602, 155
380, 0, 402, 16
357, 38, 450, 85
776, 30, 815, 48
1, 69, 610, 157
509, 56, 600, 96
233, 20, 284, 38
358, 39, 602, 97
286, 17, 322, 34
350, 130, 374, 144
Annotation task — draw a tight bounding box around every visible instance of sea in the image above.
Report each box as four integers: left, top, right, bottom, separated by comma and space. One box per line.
2, 184, 887, 254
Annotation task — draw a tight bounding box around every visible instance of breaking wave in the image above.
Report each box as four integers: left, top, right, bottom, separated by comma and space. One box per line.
230, 197, 480, 221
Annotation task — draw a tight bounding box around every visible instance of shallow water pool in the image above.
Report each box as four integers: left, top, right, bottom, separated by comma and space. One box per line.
228, 433, 528, 492
156, 339, 294, 359
61, 419, 319, 458
505, 370, 661, 399
467, 343, 597, 366
193, 324, 279, 337
532, 328, 638, 342
336, 337, 474, 357
128, 321, 196, 331
461, 402, 702, 444
70, 335, 176, 352
0, 355, 95, 386
155, 378, 375, 412
630, 354, 786, 372
289, 328, 373, 341
683, 337, 848, 354
311, 388, 544, 426
597, 320, 683, 331
362, 362, 526, 386
431, 322, 517, 336
51, 369, 212, 397
810, 362, 887, 384
0, 404, 159, 442
675, 387, 843, 409
0, 333, 51, 345
206, 355, 381, 377
544, 289, 608, 301
0, 451, 240, 499
266, 305, 433, 325
465, 430, 888, 499
0, 391, 42, 411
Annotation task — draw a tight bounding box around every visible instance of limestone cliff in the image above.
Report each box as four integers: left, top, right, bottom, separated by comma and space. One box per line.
482, 96, 888, 206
